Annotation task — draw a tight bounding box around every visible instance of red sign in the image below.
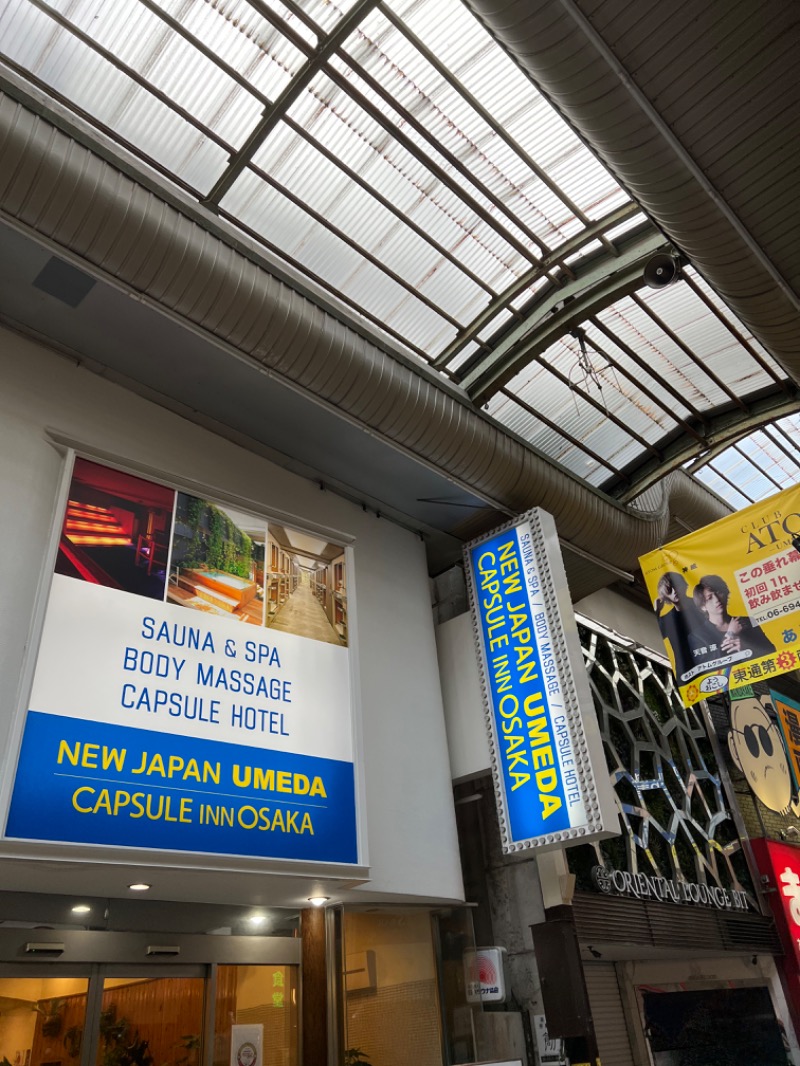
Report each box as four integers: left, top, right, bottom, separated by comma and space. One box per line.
752, 839, 800, 967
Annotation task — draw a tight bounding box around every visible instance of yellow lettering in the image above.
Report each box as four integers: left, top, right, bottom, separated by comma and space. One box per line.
254, 767, 275, 790
499, 693, 519, 718
58, 740, 80, 767
72, 786, 94, 812
167, 755, 184, 777
532, 746, 554, 770
536, 768, 558, 792
82, 743, 99, 768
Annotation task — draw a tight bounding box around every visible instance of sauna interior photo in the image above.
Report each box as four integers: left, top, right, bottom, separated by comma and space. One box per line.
1, 0, 799, 1064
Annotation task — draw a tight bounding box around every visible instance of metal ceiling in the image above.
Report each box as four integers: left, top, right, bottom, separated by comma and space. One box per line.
0, 0, 798, 588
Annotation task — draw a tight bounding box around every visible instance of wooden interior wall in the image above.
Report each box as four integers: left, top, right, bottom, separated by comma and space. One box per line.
32, 980, 204, 1066
32, 971, 298, 1066
100, 979, 205, 1066
32, 991, 87, 1066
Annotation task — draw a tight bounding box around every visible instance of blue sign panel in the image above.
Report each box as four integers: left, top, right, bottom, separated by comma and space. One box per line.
8, 710, 357, 863
470, 528, 573, 842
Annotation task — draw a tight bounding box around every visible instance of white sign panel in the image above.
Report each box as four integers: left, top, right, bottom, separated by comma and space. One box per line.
464, 947, 507, 1004
230, 1025, 263, 1066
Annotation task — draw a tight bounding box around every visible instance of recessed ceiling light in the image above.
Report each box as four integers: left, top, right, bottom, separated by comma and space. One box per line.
128, 883, 151, 891
71, 904, 91, 914
247, 915, 266, 925
307, 896, 329, 907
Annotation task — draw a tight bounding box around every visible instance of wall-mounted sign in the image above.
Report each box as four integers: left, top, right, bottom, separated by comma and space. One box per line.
728, 692, 800, 816
640, 484, 800, 707
533, 1015, 567, 1066
773, 690, 800, 796
3, 457, 358, 864
751, 839, 800, 972
464, 508, 618, 852
230, 1025, 263, 1066
590, 864, 750, 912
464, 947, 507, 1004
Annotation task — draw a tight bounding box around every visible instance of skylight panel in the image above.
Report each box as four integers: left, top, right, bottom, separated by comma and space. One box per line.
171, 0, 306, 100
289, 0, 362, 34
274, 69, 534, 286
683, 267, 782, 369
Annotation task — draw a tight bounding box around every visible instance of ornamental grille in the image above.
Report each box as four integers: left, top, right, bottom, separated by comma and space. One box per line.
567, 622, 755, 903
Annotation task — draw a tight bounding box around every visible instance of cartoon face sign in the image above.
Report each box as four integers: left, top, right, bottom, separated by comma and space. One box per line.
728, 696, 793, 813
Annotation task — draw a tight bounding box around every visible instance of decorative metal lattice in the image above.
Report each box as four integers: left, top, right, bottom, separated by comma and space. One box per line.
568, 621, 754, 900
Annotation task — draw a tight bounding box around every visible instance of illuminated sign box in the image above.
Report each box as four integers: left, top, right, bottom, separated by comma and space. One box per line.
464, 508, 618, 853
3, 456, 359, 866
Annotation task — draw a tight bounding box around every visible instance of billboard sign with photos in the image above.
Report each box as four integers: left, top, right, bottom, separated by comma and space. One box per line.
640, 484, 800, 707
464, 508, 618, 852
3, 456, 359, 864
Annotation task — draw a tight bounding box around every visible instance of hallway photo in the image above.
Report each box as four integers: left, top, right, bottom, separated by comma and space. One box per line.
265, 526, 347, 646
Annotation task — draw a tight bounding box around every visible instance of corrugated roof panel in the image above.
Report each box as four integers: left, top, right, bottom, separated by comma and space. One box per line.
346, 8, 585, 249
272, 71, 532, 284
172, 0, 306, 102
327, 57, 541, 259
222, 168, 322, 259
642, 280, 782, 396
706, 450, 777, 503
691, 413, 800, 509
486, 388, 642, 487
488, 335, 678, 458
580, 316, 696, 423
226, 0, 318, 47
390, 0, 631, 225
604, 212, 650, 243
693, 467, 751, 511
682, 267, 782, 367
0, 1, 229, 191
592, 295, 727, 412
34, 0, 263, 148
448, 338, 484, 373
223, 168, 459, 355
379, 291, 459, 354
290, 0, 360, 35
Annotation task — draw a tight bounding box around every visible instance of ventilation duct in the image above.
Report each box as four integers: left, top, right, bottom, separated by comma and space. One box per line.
0, 91, 728, 594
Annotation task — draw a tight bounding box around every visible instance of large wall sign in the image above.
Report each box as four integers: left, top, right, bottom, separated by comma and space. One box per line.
464, 508, 618, 852
3, 457, 358, 864
640, 484, 800, 707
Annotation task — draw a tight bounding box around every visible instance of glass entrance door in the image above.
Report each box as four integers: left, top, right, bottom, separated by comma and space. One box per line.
0, 975, 91, 1066
96, 974, 205, 1066
0, 967, 299, 1066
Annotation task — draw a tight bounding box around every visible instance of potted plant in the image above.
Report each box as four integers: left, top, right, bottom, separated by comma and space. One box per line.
344, 1050, 372, 1066
33, 999, 66, 1038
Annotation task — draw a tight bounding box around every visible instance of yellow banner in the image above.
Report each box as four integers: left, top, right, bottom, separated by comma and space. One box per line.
639, 485, 800, 706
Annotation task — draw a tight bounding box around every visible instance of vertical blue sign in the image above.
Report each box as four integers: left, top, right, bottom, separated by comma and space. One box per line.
469, 527, 570, 842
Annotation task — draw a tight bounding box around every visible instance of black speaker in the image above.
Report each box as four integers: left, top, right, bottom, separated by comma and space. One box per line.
643, 253, 680, 288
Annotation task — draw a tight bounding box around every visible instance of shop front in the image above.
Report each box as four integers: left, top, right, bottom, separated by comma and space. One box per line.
0, 330, 472, 1066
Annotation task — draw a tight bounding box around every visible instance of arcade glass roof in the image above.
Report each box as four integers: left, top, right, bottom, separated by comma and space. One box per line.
1, 0, 797, 510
